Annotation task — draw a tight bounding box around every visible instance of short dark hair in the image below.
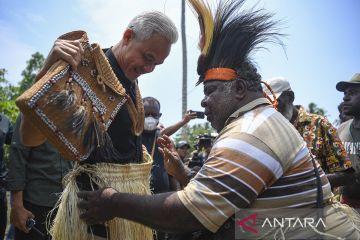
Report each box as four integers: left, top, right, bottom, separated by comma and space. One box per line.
143, 96, 161, 110
236, 61, 262, 92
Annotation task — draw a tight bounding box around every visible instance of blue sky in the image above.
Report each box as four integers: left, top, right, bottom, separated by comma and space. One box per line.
1, 0, 359, 130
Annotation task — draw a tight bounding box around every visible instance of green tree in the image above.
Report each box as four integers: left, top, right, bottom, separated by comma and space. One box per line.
174, 122, 216, 150
0, 68, 19, 122
307, 102, 327, 116
19, 52, 45, 95
0, 52, 45, 122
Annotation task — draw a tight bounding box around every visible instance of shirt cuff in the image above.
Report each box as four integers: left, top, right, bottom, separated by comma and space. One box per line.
177, 190, 220, 233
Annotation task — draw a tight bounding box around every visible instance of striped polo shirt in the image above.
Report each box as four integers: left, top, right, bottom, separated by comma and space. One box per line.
177, 98, 332, 232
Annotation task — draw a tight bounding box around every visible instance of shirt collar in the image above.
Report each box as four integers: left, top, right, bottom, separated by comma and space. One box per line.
225, 97, 272, 126
105, 48, 133, 88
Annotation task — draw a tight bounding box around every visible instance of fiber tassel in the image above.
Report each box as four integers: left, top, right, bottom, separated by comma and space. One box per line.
47, 164, 90, 240
91, 132, 122, 163
48, 157, 154, 240
67, 105, 86, 136
47, 89, 77, 111
83, 117, 103, 151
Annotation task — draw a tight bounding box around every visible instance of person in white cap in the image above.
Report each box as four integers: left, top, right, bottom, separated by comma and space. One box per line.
336, 73, 360, 210
264, 77, 352, 180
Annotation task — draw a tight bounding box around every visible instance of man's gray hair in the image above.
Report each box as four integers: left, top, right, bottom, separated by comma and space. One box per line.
127, 11, 178, 44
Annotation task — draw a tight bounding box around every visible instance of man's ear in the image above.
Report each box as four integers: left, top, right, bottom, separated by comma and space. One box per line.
234, 79, 246, 100
123, 29, 134, 44
288, 90, 295, 104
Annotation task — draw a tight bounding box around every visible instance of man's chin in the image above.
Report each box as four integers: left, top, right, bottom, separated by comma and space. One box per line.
342, 110, 353, 117
124, 72, 139, 81
128, 76, 138, 81
209, 121, 219, 133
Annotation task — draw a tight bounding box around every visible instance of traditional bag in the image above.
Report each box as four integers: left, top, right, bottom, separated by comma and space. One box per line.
49, 150, 154, 240
16, 30, 128, 161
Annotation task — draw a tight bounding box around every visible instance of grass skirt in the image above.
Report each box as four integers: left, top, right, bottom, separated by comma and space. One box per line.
49, 152, 153, 240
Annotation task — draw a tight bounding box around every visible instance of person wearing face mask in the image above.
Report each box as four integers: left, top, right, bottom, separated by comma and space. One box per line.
141, 97, 196, 240
263, 77, 353, 184
142, 97, 168, 194
142, 97, 197, 194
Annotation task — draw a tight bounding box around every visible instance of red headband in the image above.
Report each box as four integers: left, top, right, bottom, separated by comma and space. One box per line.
204, 68, 237, 81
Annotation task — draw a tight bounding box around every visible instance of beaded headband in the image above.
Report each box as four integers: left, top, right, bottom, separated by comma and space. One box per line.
204, 68, 237, 81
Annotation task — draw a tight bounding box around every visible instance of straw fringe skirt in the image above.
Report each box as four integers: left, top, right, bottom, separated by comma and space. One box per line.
49, 152, 153, 240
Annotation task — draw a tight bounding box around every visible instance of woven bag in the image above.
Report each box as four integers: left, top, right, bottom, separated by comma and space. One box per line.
16, 30, 128, 161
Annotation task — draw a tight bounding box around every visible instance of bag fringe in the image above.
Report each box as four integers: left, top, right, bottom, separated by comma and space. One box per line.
49, 156, 153, 240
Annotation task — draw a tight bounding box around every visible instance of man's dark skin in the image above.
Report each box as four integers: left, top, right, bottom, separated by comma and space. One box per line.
277, 90, 358, 188
342, 86, 360, 129
77, 78, 262, 233
144, 100, 161, 122
337, 85, 360, 194
338, 102, 352, 124
143, 99, 197, 137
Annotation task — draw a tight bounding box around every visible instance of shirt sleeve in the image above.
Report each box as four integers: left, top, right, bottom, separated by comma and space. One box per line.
177, 134, 283, 232
320, 117, 352, 173
5, 118, 14, 145
6, 116, 31, 191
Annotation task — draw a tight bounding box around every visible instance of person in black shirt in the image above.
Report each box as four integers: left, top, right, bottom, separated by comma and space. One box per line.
19, 11, 178, 240
7, 115, 72, 240
21, 11, 178, 164
142, 97, 170, 194
0, 113, 13, 239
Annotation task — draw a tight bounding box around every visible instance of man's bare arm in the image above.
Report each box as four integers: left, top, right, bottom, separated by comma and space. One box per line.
78, 189, 205, 233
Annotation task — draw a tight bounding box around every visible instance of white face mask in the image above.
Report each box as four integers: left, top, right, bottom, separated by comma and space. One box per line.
144, 116, 159, 131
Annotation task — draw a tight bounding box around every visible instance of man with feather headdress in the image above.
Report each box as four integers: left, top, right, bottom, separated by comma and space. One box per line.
77, 0, 360, 239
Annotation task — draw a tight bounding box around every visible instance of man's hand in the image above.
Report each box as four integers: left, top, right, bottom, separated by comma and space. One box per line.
158, 135, 191, 186
77, 187, 118, 225
36, 39, 84, 80
183, 110, 197, 123
10, 205, 34, 233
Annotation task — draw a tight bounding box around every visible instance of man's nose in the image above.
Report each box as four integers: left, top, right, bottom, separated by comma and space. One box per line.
143, 64, 155, 73
201, 97, 207, 107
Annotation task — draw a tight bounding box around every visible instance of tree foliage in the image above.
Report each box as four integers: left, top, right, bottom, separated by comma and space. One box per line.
174, 122, 216, 150
307, 102, 327, 116
19, 52, 45, 94
0, 52, 44, 123
0, 68, 19, 122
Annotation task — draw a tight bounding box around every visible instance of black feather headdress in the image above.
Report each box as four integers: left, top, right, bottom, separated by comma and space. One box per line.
188, 0, 284, 85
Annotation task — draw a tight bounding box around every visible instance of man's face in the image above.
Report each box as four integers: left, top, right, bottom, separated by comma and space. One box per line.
144, 100, 161, 119
342, 86, 360, 117
177, 146, 189, 159
338, 102, 352, 123
121, 31, 171, 80
201, 81, 237, 132
143, 100, 161, 132
276, 91, 294, 121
